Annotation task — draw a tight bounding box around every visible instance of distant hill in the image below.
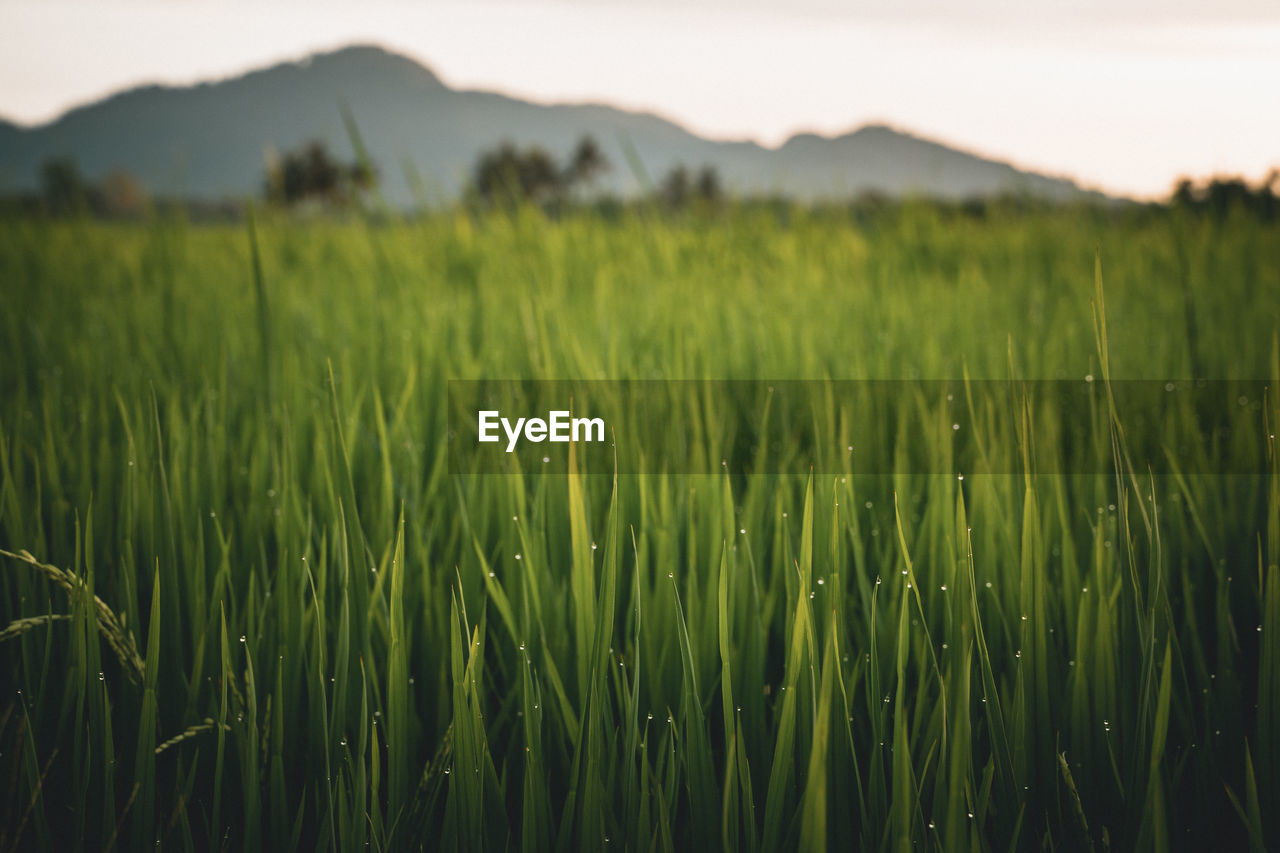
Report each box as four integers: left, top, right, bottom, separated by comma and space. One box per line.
0, 44, 1107, 205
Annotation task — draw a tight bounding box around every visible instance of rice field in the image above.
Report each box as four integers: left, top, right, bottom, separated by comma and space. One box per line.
1, 203, 1278, 851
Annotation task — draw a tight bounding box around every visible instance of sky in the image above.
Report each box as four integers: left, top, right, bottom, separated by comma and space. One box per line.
1, 0, 1278, 199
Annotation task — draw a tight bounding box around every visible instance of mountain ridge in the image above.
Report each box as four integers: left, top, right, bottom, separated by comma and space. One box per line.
0, 43, 1109, 204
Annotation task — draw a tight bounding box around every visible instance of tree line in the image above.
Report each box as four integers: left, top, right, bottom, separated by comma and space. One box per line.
1171, 172, 1279, 220
7, 142, 1278, 221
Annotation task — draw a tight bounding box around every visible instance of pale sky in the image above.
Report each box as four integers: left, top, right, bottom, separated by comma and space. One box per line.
2, 0, 1278, 198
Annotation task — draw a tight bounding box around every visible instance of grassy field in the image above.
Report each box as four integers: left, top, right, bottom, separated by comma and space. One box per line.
1, 203, 1278, 851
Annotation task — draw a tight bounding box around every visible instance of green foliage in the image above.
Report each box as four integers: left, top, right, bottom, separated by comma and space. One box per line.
469, 135, 610, 209
0, 204, 1278, 851
265, 140, 376, 209
1171, 172, 1279, 221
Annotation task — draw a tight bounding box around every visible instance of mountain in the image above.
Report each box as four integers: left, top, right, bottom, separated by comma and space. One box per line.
0, 44, 1105, 205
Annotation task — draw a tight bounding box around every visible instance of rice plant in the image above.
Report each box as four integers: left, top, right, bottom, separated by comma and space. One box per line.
0, 203, 1277, 851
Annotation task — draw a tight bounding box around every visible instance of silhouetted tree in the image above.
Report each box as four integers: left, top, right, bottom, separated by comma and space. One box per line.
266, 140, 375, 208
1169, 172, 1277, 221
41, 157, 88, 216
695, 166, 722, 204
470, 136, 610, 208
1172, 178, 1196, 210
473, 143, 558, 206
659, 165, 690, 210
567, 136, 608, 188
657, 164, 722, 210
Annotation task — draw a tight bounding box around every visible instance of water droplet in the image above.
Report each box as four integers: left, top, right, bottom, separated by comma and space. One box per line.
940, 585, 947, 591
816, 578, 824, 585
514, 553, 522, 560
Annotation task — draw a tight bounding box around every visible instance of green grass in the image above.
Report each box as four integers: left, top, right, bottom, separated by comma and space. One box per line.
1, 203, 1278, 851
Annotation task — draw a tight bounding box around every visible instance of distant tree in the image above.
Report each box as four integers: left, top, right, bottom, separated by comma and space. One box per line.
657, 164, 722, 210
658, 165, 690, 210
265, 140, 375, 208
516, 148, 561, 203
1169, 172, 1277, 221
469, 135, 610, 208
1171, 178, 1196, 210
566, 135, 608, 188
694, 166, 722, 204
41, 157, 88, 216
472, 142, 559, 206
